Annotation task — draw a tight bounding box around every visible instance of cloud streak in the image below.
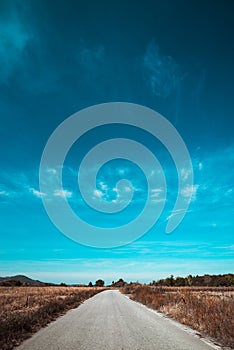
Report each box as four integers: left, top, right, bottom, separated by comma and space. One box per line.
1, 145, 233, 236
0, 1, 33, 84
143, 40, 182, 98
29, 188, 46, 198
0, 254, 233, 284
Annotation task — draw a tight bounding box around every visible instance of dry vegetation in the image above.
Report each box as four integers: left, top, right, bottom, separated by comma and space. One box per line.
121, 285, 234, 349
0, 286, 105, 350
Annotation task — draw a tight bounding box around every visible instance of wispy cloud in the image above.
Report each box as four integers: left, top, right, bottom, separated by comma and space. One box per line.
1, 145, 233, 234
181, 168, 192, 181
78, 43, 105, 75
198, 162, 203, 171
180, 184, 199, 201
93, 189, 103, 199
1, 255, 233, 284
150, 188, 163, 198
47, 168, 57, 175
29, 188, 46, 198
54, 189, 72, 199
166, 209, 192, 222
0, 2, 33, 83
99, 181, 108, 191
143, 40, 182, 98
0, 190, 9, 197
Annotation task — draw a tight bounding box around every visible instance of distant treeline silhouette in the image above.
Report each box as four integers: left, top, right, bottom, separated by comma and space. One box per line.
1, 274, 233, 287
150, 273, 234, 287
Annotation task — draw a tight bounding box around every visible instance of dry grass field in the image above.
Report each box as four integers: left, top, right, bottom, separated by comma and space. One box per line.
121, 285, 234, 349
0, 286, 105, 350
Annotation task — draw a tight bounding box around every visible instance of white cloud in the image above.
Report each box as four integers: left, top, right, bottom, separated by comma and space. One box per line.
181, 168, 192, 181
93, 189, 103, 198
29, 188, 46, 198
124, 186, 132, 193
47, 168, 57, 174
54, 189, 72, 199
99, 181, 108, 191
151, 198, 164, 204
166, 208, 186, 221
198, 162, 203, 170
226, 188, 233, 195
0, 190, 9, 196
118, 168, 125, 175
180, 184, 199, 200
150, 188, 163, 198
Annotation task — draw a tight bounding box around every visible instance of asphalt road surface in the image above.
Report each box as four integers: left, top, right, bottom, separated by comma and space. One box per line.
17, 290, 218, 350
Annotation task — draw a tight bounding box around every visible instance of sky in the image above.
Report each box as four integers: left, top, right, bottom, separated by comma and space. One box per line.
0, 0, 233, 284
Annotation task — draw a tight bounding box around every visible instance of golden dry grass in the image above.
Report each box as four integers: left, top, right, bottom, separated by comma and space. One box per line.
0, 286, 105, 350
121, 285, 234, 348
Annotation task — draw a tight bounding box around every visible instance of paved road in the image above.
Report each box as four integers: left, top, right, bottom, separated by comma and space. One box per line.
17, 290, 217, 350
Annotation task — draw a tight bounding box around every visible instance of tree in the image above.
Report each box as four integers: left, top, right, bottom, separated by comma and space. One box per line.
169, 275, 174, 286
204, 274, 212, 286
111, 278, 126, 287
88, 281, 93, 287
186, 274, 193, 286
95, 279, 104, 287
174, 277, 186, 286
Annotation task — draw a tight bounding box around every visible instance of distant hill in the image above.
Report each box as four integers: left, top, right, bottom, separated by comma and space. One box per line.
0, 275, 50, 286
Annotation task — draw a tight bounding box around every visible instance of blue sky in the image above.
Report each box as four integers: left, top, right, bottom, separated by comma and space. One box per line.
0, 0, 233, 284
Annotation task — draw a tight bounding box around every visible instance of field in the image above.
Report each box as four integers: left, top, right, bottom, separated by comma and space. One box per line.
0, 286, 105, 350
121, 285, 234, 349
1, 284, 234, 350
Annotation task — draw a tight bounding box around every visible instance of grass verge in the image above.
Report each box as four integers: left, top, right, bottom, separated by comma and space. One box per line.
0, 286, 105, 350
121, 285, 234, 349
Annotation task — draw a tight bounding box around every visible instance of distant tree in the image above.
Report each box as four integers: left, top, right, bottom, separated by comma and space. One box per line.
95, 279, 105, 287
111, 278, 126, 287
186, 274, 193, 286
1, 280, 22, 286
204, 274, 212, 286
60, 282, 67, 286
88, 281, 93, 287
226, 274, 234, 286
163, 275, 175, 286
149, 273, 234, 287
15, 280, 23, 286
169, 275, 174, 286
174, 277, 186, 286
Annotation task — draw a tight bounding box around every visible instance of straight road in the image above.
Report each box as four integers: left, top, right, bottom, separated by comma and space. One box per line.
17, 290, 218, 350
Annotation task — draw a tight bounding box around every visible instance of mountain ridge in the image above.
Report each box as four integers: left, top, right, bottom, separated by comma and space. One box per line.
0, 275, 49, 286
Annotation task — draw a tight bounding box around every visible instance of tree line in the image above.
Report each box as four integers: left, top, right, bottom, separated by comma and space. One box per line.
150, 273, 234, 287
